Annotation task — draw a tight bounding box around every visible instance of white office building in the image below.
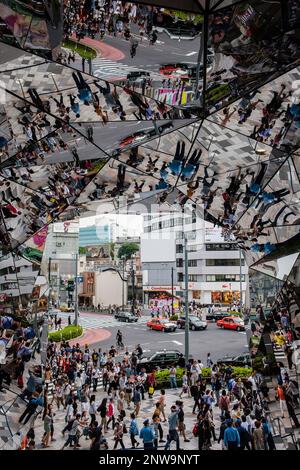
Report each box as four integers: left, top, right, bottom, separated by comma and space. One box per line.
141, 209, 248, 306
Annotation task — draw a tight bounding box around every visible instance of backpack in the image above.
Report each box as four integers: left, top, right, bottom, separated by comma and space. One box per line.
220, 396, 229, 410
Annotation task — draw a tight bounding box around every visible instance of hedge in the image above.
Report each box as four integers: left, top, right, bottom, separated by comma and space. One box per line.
154, 366, 252, 388
169, 314, 178, 321
62, 38, 97, 60
48, 325, 83, 342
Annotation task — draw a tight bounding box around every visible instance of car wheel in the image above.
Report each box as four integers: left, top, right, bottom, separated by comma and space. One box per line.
126, 318, 129, 323
236, 327, 240, 331
162, 328, 165, 332
191, 325, 196, 331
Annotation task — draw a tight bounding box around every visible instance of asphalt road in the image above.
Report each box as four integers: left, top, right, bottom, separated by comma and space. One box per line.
103, 29, 201, 72
90, 317, 248, 363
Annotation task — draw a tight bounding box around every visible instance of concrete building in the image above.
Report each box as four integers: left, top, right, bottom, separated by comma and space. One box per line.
0, 250, 40, 314
42, 221, 79, 306
142, 210, 248, 306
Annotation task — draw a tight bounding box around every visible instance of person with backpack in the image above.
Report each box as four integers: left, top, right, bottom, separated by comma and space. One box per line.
219, 389, 230, 418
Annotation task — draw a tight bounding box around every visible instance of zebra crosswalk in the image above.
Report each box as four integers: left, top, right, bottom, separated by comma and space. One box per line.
273, 343, 286, 361
92, 58, 161, 81
57, 312, 148, 330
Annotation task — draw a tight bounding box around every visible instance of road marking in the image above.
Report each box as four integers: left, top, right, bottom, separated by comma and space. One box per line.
186, 51, 197, 56
168, 332, 184, 335
172, 340, 183, 345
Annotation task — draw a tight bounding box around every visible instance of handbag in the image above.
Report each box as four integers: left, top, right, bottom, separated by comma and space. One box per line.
123, 423, 128, 434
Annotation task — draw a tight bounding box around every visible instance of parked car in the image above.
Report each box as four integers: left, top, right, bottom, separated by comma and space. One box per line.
177, 316, 207, 331
216, 316, 245, 332
217, 353, 251, 367
114, 311, 138, 323
137, 350, 181, 372
206, 311, 230, 321
126, 71, 150, 81
147, 318, 177, 332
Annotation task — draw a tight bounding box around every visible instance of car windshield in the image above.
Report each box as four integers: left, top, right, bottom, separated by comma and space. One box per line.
234, 318, 244, 323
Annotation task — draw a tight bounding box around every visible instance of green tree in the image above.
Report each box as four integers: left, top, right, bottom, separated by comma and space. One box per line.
118, 242, 139, 260
79, 246, 87, 255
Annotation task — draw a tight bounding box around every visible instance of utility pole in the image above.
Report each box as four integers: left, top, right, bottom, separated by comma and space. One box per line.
239, 248, 243, 314
131, 258, 135, 314
74, 253, 79, 326
184, 235, 189, 365
122, 256, 125, 309
171, 266, 174, 316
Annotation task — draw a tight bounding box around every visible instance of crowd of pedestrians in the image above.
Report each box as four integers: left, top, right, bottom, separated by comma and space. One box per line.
3, 333, 294, 451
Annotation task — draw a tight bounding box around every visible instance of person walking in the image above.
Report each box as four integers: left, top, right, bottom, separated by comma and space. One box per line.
157, 389, 167, 422
139, 419, 155, 449
113, 421, 125, 450
89, 395, 97, 425
277, 384, 287, 418
129, 413, 140, 448
133, 387, 142, 417
164, 405, 180, 451
106, 397, 115, 430
252, 420, 265, 450
169, 365, 177, 389
97, 398, 108, 431
177, 401, 190, 443
223, 419, 240, 451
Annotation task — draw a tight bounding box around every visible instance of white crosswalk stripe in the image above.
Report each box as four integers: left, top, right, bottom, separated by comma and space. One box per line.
92, 58, 161, 81
57, 312, 148, 330
273, 344, 286, 359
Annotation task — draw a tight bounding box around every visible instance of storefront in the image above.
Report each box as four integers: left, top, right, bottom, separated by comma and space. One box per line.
211, 290, 240, 305
143, 286, 180, 310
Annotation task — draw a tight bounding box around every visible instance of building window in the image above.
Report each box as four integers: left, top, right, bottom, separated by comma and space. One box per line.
176, 244, 183, 253
177, 273, 184, 282
188, 259, 197, 267
206, 259, 244, 267
206, 243, 238, 251
206, 274, 245, 282
188, 274, 198, 282
176, 258, 183, 268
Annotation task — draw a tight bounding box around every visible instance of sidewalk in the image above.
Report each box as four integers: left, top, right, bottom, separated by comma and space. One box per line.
71, 35, 125, 61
